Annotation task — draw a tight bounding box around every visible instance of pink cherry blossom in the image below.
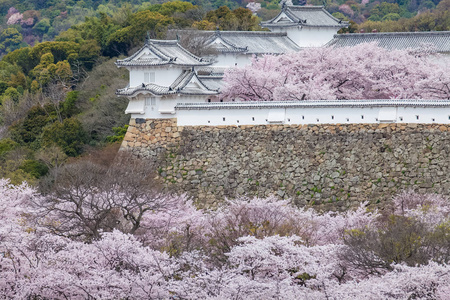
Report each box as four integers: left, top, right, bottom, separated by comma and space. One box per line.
222, 43, 450, 101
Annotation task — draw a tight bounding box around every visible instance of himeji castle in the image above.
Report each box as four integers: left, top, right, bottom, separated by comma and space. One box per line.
116, 4, 450, 125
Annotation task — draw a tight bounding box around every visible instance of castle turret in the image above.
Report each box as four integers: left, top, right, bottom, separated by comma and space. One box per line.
261, 5, 348, 47
116, 39, 220, 119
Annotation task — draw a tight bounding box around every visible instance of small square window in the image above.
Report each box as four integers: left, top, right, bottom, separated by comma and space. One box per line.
416, 115, 419, 120
302, 116, 305, 120
361, 115, 364, 119
331, 115, 334, 120
223, 117, 226, 121
252, 117, 255, 121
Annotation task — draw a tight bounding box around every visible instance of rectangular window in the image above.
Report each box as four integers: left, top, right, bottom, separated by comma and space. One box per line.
144, 72, 155, 83
145, 97, 156, 106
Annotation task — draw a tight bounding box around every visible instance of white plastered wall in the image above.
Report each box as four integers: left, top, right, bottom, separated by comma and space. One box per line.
128, 67, 183, 87
127, 94, 211, 119
271, 26, 339, 47
211, 53, 251, 68
176, 106, 450, 126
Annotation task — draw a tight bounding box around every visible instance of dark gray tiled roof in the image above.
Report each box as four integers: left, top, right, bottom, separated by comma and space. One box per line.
176, 99, 450, 110
197, 67, 227, 76
261, 5, 348, 28
197, 76, 224, 91
208, 31, 301, 54
116, 70, 219, 96
116, 39, 212, 67
326, 31, 450, 53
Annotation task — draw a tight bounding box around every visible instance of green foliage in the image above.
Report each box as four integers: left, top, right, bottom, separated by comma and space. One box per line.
10, 105, 51, 147
205, 6, 261, 31
33, 18, 50, 34
382, 13, 401, 21
29, 41, 79, 64
105, 10, 173, 56
0, 163, 37, 185
61, 91, 80, 118
106, 125, 128, 143
41, 117, 87, 156
0, 138, 18, 158
0, 28, 23, 54
0, 81, 8, 95
369, 3, 401, 21
358, 0, 450, 32
148, 1, 196, 16
4, 87, 20, 102
2, 47, 36, 74
19, 159, 49, 178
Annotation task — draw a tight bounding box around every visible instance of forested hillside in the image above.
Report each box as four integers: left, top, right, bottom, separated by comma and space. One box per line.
0, 0, 448, 56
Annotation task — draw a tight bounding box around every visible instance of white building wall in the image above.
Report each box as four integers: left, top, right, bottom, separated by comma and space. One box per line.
129, 67, 183, 88
176, 105, 450, 126
128, 94, 212, 119
271, 27, 338, 47
211, 53, 251, 68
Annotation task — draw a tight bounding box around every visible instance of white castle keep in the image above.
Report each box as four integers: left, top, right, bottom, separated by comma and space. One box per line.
116, 5, 450, 126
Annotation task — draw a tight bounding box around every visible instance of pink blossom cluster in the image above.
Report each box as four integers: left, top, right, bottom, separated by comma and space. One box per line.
339, 4, 354, 16
222, 43, 450, 101
246, 2, 262, 13
6, 12, 23, 25
0, 178, 449, 298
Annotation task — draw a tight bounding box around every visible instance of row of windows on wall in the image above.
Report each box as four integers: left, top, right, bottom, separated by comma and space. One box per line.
207, 115, 450, 123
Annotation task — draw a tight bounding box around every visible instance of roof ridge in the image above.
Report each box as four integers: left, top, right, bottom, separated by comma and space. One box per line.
176, 42, 211, 63
287, 5, 324, 9
148, 39, 179, 44
212, 34, 247, 52
170, 70, 192, 90
334, 31, 450, 38
219, 31, 288, 36
117, 44, 151, 62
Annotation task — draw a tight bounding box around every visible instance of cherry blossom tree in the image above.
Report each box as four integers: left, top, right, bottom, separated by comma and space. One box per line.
222, 43, 450, 101
0, 178, 449, 299
6, 12, 23, 25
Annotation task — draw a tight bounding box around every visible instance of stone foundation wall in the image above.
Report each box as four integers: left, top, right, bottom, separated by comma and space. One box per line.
121, 119, 450, 210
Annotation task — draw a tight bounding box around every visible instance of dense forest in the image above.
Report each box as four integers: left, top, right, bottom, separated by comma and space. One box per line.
0, 0, 449, 54
0, 0, 448, 185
